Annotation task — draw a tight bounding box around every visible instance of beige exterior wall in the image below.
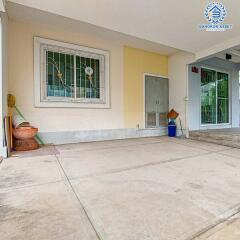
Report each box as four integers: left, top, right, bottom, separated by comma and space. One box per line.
8, 20, 172, 136
8, 20, 124, 132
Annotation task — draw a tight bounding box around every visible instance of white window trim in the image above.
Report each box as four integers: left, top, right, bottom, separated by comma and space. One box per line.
34, 37, 110, 108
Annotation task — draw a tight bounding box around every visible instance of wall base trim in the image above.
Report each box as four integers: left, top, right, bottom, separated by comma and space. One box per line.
39, 128, 169, 145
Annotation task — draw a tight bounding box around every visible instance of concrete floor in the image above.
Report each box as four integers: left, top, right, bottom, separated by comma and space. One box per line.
1, 137, 240, 240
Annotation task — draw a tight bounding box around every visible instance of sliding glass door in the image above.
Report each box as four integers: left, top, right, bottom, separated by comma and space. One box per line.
217, 72, 229, 123
201, 68, 229, 125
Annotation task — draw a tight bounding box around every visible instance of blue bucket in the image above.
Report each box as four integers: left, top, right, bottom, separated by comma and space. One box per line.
168, 121, 176, 137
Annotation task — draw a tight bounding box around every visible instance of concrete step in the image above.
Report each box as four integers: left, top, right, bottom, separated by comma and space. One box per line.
189, 130, 240, 148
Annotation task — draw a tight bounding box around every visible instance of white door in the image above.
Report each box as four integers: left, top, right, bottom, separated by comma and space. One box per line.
145, 75, 169, 128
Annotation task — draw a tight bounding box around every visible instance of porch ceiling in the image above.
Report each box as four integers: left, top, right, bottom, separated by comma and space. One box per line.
6, 1, 178, 56
6, 0, 240, 54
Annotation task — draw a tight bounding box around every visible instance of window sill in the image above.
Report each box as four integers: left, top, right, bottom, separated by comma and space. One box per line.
35, 99, 110, 109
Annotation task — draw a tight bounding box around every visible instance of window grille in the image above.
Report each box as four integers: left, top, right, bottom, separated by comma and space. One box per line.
34, 37, 110, 108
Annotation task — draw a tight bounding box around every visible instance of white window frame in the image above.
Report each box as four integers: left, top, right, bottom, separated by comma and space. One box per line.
34, 37, 110, 108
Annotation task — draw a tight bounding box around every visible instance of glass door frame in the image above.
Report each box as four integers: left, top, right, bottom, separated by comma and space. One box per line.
143, 73, 169, 129
200, 66, 231, 127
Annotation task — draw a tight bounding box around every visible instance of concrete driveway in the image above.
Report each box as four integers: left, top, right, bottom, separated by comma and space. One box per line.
1, 137, 240, 240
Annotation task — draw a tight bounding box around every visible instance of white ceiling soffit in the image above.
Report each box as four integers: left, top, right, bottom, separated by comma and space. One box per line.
0, 0, 5, 12
6, 2, 179, 55
6, 0, 240, 55
195, 35, 240, 61
216, 52, 240, 63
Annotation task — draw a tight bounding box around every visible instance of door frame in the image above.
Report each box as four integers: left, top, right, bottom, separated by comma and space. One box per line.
143, 73, 168, 128
199, 66, 231, 129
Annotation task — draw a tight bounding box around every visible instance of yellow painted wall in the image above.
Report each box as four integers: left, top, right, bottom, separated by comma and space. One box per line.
124, 47, 168, 128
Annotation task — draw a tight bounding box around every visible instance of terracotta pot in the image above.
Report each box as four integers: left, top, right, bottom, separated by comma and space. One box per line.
167, 109, 179, 119
14, 138, 39, 151
12, 114, 30, 128
13, 127, 38, 140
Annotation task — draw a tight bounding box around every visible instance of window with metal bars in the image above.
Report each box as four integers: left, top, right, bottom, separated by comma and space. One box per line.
46, 51, 100, 99
34, 37, 110, 108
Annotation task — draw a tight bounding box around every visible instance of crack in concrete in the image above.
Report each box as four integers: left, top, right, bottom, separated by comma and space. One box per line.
0, 179, 67, 192
168, 139, 232, 152
56, 137, 234, 155
55, 154, 103, 240
67, 147, 233, 182
56, 138, 169, 153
